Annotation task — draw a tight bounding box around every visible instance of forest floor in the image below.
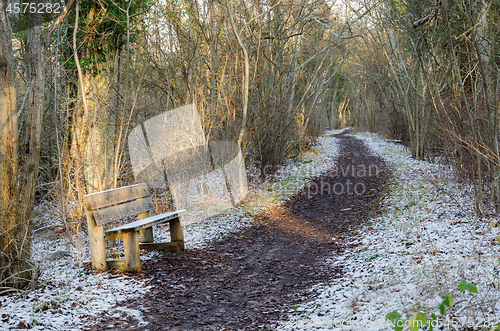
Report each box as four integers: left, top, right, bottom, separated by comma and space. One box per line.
1, 130, 500, 330
117, 132, 390, 331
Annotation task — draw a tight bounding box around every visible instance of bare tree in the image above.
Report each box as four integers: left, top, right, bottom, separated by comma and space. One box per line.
0, 0, 20, 290
0, 0, 45, 291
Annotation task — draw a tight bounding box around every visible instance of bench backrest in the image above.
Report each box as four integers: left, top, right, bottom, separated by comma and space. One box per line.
84, 183, 155, 226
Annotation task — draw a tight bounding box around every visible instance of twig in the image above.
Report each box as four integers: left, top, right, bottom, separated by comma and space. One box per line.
309, 17, 363, 39
42, 0, 76, 48
32, 224, 63, 234
413, 0, 442, 27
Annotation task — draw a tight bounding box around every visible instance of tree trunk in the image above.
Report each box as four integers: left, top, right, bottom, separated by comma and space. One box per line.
15, 0, 45, 277
226, 0, 249, 148
0, 2, 20, 290
0, 1, 44, 290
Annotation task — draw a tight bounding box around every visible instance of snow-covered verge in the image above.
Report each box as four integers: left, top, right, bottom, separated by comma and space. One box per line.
0, 131, 340, 330
279, 132, 500, 331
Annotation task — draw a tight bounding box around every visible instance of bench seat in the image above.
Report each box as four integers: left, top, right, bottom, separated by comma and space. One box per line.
105, 210, 185, 235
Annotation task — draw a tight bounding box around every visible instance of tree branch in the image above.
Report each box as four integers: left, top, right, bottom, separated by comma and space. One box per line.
42, 0, 76, 49
413, 0, 441, 28
226, 0, 249, 148
309, 17, 362, 39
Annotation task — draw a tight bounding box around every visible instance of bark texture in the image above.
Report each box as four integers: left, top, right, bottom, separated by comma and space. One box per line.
0, 1, 44, 290
0, 2, 21, 290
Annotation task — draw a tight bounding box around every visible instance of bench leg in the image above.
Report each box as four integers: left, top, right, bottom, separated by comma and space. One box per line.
139, 228, 154, 243
170, 218, 184, 250
85, 212, 107, 271
123, 232, 141, 272
138, 211, 154, 243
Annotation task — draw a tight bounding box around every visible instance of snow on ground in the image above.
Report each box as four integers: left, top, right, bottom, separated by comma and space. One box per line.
279, 132, 500, 331
0, 132, 340, 330
0, 230, 151, 330
5, 130, 499, 330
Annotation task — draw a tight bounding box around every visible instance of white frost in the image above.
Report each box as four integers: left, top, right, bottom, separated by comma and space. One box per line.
278, 132, 500, 331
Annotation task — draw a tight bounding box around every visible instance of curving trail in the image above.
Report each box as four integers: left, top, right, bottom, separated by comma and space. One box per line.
114, 132, 391, 331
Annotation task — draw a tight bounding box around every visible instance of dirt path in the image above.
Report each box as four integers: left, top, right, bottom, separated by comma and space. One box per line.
112, 132, 390, 330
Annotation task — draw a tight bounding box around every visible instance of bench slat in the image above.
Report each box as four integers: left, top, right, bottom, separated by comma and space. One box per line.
140, 242, 183, 252
93, 197, 155, 226
85, 183, 149, 211
105, 210, 185, 235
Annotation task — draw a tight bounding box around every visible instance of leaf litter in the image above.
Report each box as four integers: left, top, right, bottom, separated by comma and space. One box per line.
3, 129, 496, 330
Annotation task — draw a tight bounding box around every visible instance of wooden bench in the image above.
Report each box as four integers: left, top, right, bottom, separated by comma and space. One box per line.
83, 183, 185, 272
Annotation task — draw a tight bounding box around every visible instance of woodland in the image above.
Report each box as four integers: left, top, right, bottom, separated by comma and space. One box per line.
0, 0, 500, 322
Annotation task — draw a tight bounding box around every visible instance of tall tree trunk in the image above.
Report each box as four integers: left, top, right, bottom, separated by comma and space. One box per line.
16, 1, 45, 269
226, 0, 249, 148
474, 0, 500, 214
0, 2, 20, 289
0, 1, 44, 290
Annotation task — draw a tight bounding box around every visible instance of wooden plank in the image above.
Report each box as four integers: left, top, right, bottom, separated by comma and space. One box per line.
140, 242, 183, 252
140, 228, 154, 243
84, 200, 107, 271
105, 210, 185, 235
92, 197, 155, 226
123, 232, 141, 272
139, 211, 154, 243
170, 218, 184, 248
104, 232, 123, 241
84, 183, 149, 211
